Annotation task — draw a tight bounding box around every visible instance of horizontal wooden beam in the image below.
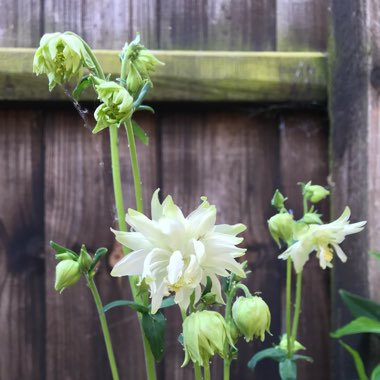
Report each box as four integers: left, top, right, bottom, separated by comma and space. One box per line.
0, 48, 327, 102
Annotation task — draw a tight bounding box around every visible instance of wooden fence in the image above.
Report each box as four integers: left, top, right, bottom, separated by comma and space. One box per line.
0, 1, 378, 379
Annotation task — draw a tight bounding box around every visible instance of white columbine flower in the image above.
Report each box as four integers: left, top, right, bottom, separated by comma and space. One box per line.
279, 207, 366, 273
111, 189, 247, 313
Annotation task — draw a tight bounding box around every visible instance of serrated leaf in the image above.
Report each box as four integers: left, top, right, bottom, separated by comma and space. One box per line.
371, 364, 380, 380
89, 247, 108, 272
50, 241, 78, 257
142, 311, 166, 362
339, 290, 380, 321
331, 317, 380, 338
102, 300, 149, 314
72, 75, 92, 100
248, 348, 287, 370
132, 120, 149, 146
339, 341, 369, 380
279, 359, 297, 380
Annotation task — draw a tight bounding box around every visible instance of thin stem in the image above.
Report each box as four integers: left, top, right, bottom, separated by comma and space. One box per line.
125, 118, 144, 213
286, 256, 292, 357
204, 363, 211, 380
223, 359, 231, 380
303, 197, 308, 215
235, 283, 252, 298
194, 363, 203, 380
87, 276, 120, 380
290, 271, 303, 351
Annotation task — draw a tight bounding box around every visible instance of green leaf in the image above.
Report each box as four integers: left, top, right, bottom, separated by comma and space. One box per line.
331, 317, 380, 338
132, 120, 149, 146
371, 364, 380, 380
248, 348, 287, 370
72, 75, 92, 100
89, 247, 108, 272
50, 241, 78, 257
292, 354, 313, 363
142, 311, 166, 362
339, 341, 369, 380
135, 105, 155, 114
156, 297, 176, 310
279, 359, 297, 380
339, 289, 380, 321
370, 251, 380, 261
133, 81, 151, 108
102, 300, 149, 314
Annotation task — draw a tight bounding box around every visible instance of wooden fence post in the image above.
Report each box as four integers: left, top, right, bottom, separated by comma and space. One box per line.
329, 0, 380, 378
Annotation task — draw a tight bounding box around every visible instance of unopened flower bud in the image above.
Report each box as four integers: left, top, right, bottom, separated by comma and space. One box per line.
271, 189, 287, 211
182, 311, 233, 367
54, 260, 81, 293
55, 252, 77, 261
304, 183, 330, 203
279, 334, 305, 353
78, 246, 93, 272
268, 212, 294, 247
302, 212, 323, 225
232, 296, 271, 342
33, 32, 94, 91
92, 79, 134, 133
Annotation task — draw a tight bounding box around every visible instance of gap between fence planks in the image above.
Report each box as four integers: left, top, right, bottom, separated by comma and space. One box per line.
0, 48, 327, 102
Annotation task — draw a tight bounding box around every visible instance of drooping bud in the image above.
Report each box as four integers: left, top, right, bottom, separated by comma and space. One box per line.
232, 296, 271, 342
54, 260, 81, 293
182, 311, 233, 367
304, 182, 330, 203
33, 32, 94, 91
78, 245, 93, 273
92, 78, 134, 133
268, 212, 294, 247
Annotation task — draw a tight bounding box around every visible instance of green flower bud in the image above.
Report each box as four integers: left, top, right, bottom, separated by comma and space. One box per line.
279, 334, 305, 353
78, 246, 93, 273
182, 311, 233, 367
54, 260, 81, 293
271, 189, 287, 211
232, 296, 271, 342
33, 32, 94, 91
55, 252, 77, 261
302, 212, 323, 225
92, 79, 134, 133
304, 183, 330, 203
268, 212, 294, 247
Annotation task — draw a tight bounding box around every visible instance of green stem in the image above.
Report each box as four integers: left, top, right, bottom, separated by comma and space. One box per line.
223, 359, 231, 380
235, 283, 252, 298
290, 271, 303, 351
125, 118, 144, 213
286, 256, 292, 357
204, 363, 211, 380
87, 276, 120, 380
303, 197, 308, 215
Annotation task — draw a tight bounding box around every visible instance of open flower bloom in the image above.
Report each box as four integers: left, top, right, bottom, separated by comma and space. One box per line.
33, 32, 94, 91
279, 207, 366, 272
111, 189, 247, 313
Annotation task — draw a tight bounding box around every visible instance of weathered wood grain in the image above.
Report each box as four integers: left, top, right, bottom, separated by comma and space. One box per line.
329, 0, 380, 377
0, 0, 41, 47
277, 0, 328, 51
159, 107, 282, 379
0, 48, 327, 102
44, 105, 158, 379
158, 0, 276, 51
44, 0, 159, 49
279, 111, 330, 379
0, 109, 45, 379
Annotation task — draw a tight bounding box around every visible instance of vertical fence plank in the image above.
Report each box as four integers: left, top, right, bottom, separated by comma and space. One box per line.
159, 107, 282, 379
276, 0, 328, 51
0, 109, 45, 379
158, 0, 276, 50
44, 106, 158, 379
330, 0, 380, 377
279, 111, 330, 379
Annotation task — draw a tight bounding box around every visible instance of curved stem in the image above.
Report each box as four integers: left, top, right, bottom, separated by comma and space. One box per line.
235, 283, 252, 298
290, 271, 303, 351
125, 119, 144, 213
87, 276, 120, 380
286, 256, 292, 357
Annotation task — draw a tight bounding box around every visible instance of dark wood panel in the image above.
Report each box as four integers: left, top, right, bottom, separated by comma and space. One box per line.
158, 0, 276, 50
159, 108, 282, 379
44, 106, 158, 379
0, 109, 45, 379
279, 111, 330, 379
